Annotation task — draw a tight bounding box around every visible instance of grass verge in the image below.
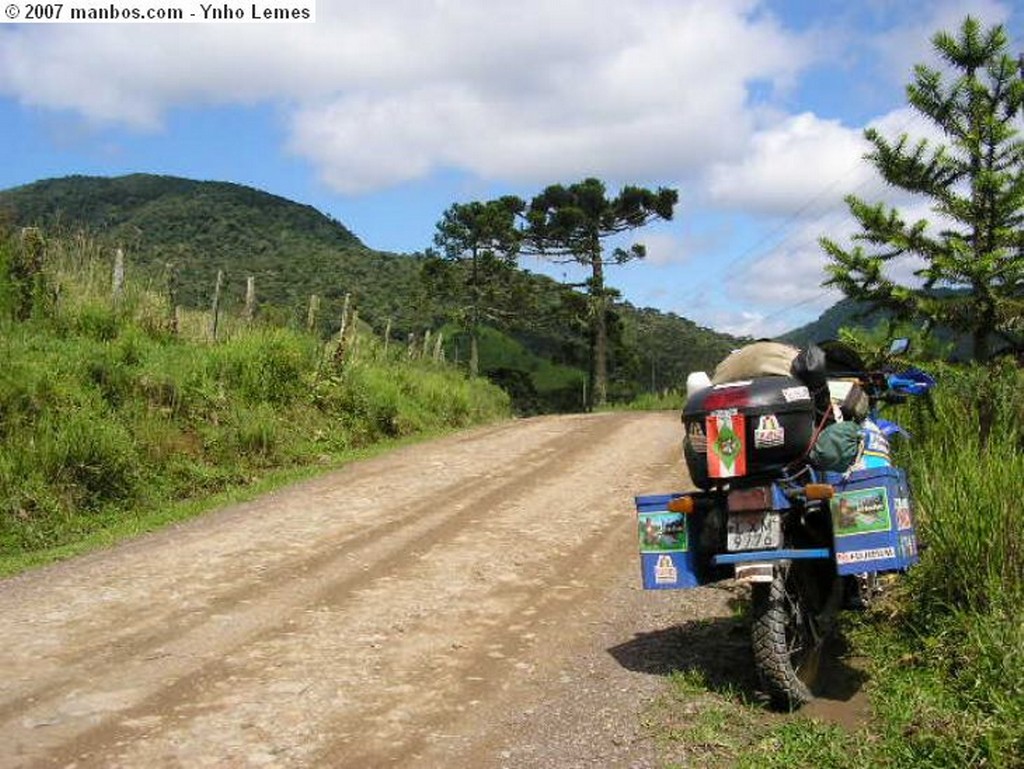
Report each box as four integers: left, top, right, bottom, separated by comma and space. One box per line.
0, 234, 512, 577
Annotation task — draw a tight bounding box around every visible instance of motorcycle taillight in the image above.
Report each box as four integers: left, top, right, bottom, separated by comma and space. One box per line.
702, 384, 750, 411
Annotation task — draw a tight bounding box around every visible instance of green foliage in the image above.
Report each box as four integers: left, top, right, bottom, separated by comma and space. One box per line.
211, 328, 317, 404
780, 295, 1005, 362
737, 720, 863, 769
613, 390, 685, 412
845, 609, 1024, 769
821, 17, 1024, 364
524, 179, 678, 259
437, 324, 585, 415
5, 228, 49, 321
895, 362, 1023, 615
830, 322, 953, 370
0, 174, 427, 340
853, 362, 1024, 766
0, 232, 510, 567
617, 303, 739, 396
425, 196, 527, 376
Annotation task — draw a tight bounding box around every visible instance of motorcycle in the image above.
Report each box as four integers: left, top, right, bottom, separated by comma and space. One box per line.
635, 338, 935, 709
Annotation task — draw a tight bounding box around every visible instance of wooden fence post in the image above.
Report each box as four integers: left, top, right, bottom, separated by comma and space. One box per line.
333, 293, 352, 366
433, 331, 443, 362
112, 247, 125, 305
338, 293, 351, 341
165, 262, 178, 332
349, 310, 361, 357
307, 294, 320, 333
210, 270, 223, 342
15, 227, 45, 321
383, 318, 392, 358
244, 276, 256, 324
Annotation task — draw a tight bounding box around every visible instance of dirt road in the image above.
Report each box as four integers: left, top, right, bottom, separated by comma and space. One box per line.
0, 411, 746, 768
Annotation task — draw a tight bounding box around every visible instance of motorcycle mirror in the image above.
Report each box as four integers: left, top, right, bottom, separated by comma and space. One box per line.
888, 338, 911, 356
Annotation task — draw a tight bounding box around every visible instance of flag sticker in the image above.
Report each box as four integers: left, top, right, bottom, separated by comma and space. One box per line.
707, 411, 746, 478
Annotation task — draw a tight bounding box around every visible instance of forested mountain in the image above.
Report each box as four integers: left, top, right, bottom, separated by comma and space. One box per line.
0, 174, 428, 331
778, 298, 883, 347
0, 173, 741, 410
779, 295, 988, 361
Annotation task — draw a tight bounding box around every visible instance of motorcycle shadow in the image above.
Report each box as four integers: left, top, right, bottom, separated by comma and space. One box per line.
606, 600, 867, 708
607, 611, 762, 701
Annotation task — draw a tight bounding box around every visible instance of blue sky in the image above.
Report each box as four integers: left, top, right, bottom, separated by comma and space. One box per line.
0, 0, 1019, 336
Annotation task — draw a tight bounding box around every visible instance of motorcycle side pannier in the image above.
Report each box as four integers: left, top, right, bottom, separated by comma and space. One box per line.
683, 375, 816, 489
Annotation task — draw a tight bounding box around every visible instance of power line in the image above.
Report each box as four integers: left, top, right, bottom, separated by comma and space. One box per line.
688, 108, 931, 328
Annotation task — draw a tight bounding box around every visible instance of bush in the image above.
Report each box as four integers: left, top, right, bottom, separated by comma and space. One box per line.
231, 403, 282, 462
212, 328, 316, 405
35, 407, 142, 509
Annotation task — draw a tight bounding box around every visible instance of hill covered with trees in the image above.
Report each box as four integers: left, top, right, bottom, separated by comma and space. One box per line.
0, 173, 741, 410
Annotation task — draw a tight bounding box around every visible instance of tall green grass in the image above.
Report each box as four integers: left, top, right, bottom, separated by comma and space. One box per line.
611, 388, 685, 412
0, 232, 511, 571
890, 362, 1023, 614
873, 362, 1024, 766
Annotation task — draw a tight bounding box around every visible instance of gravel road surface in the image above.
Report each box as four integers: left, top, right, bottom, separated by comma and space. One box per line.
0, 412, 750, 768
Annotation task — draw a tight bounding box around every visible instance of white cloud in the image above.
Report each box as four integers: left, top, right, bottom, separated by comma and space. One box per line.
708, 309, 802, 339
714, 194, 954, 337
712, 309, 774, 339
287, 1, 811, 192
706, 112, 876, 216
638, 233, 689, 267
868, 106, 948, 153
703, 102, 956, 220
0, 0, 811, 192
727, 214, 849, 307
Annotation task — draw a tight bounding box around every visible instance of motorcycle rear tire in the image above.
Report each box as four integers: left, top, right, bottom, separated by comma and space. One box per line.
751, 561, 840, 710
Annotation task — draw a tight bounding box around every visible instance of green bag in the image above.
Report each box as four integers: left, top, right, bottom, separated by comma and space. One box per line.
809, 421, 863, 472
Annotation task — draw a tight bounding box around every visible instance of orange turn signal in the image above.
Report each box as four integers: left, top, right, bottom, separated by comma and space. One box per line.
804, 483, 835, 500
667, 496, 695, 514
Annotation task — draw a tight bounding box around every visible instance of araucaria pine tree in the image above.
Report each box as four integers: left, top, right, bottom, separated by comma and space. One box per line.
821, 16, 1024, 366
525, 179, 677, 409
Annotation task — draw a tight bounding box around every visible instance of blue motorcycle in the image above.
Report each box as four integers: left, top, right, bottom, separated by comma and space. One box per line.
636, 339, 935, 709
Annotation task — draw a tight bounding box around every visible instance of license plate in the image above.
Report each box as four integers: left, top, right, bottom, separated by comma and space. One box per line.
727, 511, 781, 551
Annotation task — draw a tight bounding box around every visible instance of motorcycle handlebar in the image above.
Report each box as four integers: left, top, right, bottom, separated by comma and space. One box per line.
886, 368, 937, 396
858, 367, 935, 404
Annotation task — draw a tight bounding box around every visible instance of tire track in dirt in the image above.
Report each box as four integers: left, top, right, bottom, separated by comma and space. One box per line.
21, 414, 635, 764
0, 416, 604, 758
2, 419, 539, 675
1, 412, 684, 768
0, 415, 599, 720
